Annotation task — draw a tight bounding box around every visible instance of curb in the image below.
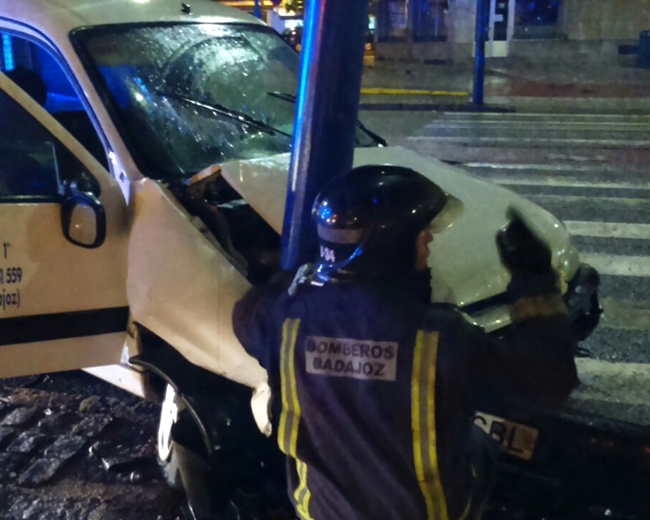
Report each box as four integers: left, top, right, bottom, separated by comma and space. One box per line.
360, 87, 469, 97
359, 102, 515, 112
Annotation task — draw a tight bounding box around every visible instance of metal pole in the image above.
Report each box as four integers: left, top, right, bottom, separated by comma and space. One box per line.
254, 0, 262, 19
280, 0, 370, 271
473, 0, 488, 105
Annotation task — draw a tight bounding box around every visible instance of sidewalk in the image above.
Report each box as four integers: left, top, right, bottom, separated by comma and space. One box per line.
360, 57, 650, 113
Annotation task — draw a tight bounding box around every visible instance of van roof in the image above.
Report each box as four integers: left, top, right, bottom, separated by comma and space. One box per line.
0, 0, 260, 42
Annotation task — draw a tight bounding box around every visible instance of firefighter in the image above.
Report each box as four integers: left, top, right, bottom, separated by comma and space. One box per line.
233, 165, 579, 520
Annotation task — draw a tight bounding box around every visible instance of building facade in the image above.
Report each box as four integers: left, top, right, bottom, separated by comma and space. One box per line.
374, 0, 650, 63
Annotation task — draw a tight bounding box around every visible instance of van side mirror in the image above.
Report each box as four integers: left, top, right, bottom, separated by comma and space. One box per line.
61, 180, 106, 248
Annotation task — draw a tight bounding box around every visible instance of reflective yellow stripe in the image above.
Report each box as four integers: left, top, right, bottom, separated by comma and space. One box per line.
294, 460, 306, 500
277, 320, 293, 455
277, 319, 288, 451
277, 318, 314, 519
303, 475, 312, 517
288, 319, 301, 456
411, 334, 430, 513
294, 460, 313, 520
425, 332, 447, 520
278, 318, 301, 457
412, 331, 449, 520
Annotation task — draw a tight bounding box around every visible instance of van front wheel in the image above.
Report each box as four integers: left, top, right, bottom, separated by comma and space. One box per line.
157, 384, 184, 490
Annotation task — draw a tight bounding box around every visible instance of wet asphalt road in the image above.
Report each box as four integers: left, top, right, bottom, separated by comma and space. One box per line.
360, 108, 650, 425
361, 109, 650, 363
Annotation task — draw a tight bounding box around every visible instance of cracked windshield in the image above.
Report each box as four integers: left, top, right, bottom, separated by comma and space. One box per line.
0, 0, 649, 518
75, 23, 376, 179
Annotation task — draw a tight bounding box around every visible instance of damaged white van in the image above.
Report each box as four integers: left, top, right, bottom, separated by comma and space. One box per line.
0, 0, 600, 516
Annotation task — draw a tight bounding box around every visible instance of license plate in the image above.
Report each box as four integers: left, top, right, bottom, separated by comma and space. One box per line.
474, 412, 539, 460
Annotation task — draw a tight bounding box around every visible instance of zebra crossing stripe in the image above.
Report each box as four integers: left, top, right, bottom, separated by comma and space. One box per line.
580, 254, 650, 277
573, 358, 650, 408
436, 113, 650, 120
564, 221, 650, 240
528, 194, 650, 206
600, 298, 650, 331
407, 136, 650, 148
463, 163, 628, 172
492, 177, 650, 190
427, 121, 650, 129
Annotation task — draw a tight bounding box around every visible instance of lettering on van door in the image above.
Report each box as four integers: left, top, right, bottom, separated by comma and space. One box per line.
0, 242, 23, 311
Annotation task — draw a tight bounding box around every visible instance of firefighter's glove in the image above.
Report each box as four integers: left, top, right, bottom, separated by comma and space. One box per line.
496, 208, 553, 277
497, 208, 566, 314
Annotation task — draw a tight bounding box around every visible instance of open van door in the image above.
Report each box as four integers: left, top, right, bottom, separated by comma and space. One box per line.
0, 72, 129, 378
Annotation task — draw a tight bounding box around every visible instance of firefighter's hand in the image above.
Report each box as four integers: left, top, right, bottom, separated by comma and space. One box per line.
496, 208, 553, 276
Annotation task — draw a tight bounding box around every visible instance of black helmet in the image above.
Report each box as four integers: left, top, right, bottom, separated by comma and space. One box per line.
312, 165, 448, 281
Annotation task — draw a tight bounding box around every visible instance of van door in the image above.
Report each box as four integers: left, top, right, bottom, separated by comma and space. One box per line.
0, 72, 129, 378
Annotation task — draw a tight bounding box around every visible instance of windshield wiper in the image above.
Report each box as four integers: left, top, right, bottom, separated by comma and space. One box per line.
159, 91, 291, 138
267, 91, 298, 103
267, 91, 388, 147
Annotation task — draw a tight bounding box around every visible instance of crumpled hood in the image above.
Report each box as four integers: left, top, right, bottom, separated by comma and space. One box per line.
220, 146, 579, 308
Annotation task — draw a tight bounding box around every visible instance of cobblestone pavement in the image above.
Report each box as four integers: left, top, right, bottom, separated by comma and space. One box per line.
0, 374, 183, 520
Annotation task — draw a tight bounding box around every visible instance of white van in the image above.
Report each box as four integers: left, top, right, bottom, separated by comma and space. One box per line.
0, 0, 599, 514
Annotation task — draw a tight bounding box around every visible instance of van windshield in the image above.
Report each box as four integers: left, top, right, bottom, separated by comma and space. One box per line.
73, 23, 378, 180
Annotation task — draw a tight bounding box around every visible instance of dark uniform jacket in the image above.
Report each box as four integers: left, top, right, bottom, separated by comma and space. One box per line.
233, 271, 579, 520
